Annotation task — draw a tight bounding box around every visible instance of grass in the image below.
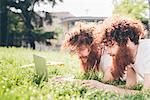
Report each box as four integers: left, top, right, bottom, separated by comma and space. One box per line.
0, 47, 150, 100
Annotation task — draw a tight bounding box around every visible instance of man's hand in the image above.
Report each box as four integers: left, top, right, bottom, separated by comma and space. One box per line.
81, 79, 139, 95
51, 76, 66, 83
126, 65, 137, 87
103, 67, 114, 82
82, 80, 103, 89
51, 76, 139, 95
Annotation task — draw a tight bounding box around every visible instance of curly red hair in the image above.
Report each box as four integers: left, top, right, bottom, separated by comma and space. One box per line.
101, 16, 145, 46
99, 16, 145, 79
62, 22, 102, 72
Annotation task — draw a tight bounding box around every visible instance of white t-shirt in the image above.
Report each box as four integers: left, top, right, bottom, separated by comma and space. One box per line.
134, 39, 150, 80
100, 49, 113, 72
100, 39, 150, 81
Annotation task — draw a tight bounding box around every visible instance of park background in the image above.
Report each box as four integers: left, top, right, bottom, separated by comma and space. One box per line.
0, 0, 150, 99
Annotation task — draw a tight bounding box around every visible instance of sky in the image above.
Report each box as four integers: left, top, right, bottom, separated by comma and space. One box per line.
34, 0, 113, 17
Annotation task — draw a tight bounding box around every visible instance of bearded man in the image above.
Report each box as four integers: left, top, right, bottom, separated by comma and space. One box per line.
99, 16, 150, 89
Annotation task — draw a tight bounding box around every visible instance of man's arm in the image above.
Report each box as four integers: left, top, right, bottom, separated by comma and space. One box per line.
103, 66, 114, 82
51, 76, 139, 95
143, 73, 150, 90
82, 80, 139, 95
126, 65, 137, 87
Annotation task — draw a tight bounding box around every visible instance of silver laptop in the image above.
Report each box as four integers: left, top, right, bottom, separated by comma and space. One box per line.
33, 54, 48, 81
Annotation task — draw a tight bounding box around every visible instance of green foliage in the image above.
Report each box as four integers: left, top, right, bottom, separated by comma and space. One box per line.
7, 0, 63, 30
0, 47, 150, 99
113, 0, 148, 20
107, 79, 126, 88
8, 11, 25, 33
0, 0, 63, 47
129, 83, 143, 90
53, 26, 63, 36
45, 13, 53, 25
76, 71, 103, 81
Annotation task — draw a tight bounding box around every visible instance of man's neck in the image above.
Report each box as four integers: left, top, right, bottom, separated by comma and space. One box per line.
129, 44, 139, 63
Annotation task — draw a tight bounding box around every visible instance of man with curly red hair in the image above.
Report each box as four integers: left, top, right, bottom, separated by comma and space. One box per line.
99, 16, 150, 89
62, 22, 104, 72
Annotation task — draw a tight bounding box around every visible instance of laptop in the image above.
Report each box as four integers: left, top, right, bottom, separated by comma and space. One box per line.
33, 54, 48, 82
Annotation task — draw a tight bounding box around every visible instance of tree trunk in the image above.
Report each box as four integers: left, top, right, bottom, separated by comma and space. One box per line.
22, 9, 35, 49
0, 0, 8, 46
148, 0, 150, 38
27, 29, 35, 49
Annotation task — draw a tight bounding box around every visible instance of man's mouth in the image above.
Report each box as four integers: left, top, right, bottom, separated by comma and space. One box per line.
79, 56, 88, 63
79, 56, 88, 59
109, 54, 115, 57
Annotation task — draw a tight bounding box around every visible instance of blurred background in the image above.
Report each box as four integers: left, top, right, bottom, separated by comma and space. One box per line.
0, 0, 149, 51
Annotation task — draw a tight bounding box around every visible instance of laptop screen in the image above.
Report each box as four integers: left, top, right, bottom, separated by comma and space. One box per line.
33, 54, 48, 81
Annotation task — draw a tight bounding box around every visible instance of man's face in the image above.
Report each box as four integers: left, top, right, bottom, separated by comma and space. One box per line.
105, 40, 135, 79
77, 45, 90, 63
107, 42, 119, 57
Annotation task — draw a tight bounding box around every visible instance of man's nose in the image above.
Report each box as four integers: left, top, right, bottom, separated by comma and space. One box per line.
106, 48, 111, 54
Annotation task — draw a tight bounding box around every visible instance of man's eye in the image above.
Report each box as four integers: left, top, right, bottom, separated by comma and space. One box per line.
80, 48, 85, 51
107, 45, 112, 47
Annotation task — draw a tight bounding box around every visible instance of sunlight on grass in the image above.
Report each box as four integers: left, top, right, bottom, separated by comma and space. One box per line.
0, 47, 150, 99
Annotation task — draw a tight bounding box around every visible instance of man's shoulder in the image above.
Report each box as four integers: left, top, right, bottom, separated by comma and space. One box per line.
137, 39, 150, 57
139, 39, 150, 44
139, 39, 150, 48
135, 39, 150, 75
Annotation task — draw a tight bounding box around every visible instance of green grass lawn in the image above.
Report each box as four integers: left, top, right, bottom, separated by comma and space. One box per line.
0, 47, 150, 100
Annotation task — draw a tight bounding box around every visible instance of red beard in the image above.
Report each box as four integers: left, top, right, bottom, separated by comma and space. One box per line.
111, 46, 134, 79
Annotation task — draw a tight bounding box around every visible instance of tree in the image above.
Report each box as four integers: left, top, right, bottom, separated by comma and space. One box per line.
113, 0, 148, 19
113, 0, 149, 37
7, 11, 25, 46
0, 0, 8, 46
0, 0, 63, 48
